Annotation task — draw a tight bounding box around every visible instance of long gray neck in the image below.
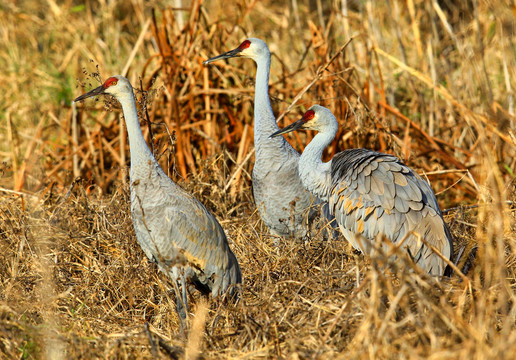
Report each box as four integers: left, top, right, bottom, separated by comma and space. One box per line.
298, 130, 335, 201
253, 55, 289, 154
118, 92, 155, 168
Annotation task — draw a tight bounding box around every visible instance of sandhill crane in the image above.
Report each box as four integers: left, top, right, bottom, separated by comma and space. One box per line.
270, 105, 453, 276
74, 75, 242, 326
204, 38, 332, 239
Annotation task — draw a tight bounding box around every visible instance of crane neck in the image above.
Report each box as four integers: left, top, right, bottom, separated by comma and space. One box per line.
117, 92, 155, 168
298, 127, 337, 201
253, 54, 288, 152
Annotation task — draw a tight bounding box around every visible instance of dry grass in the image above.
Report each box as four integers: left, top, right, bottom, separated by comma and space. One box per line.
1, 0, 516, 358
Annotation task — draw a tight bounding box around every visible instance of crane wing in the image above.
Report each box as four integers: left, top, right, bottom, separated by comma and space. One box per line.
329, 149, 452, 275
131, 164, 241, 297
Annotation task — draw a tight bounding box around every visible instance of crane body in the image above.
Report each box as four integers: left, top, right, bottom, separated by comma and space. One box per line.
75, 76, 241, 323
270, 105, 453, 276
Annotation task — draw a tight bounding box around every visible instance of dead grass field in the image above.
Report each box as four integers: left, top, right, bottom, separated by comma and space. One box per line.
1, 0, 516, 358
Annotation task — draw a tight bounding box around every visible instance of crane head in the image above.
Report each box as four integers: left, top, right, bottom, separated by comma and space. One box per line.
203, 38, 270, 65
269, 108, 316, 138
74, 75, 132, 102
269, 105, 337, 138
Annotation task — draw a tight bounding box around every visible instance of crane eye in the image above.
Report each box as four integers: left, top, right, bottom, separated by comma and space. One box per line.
104, 77, 118, 88
304, 110, 315, 120
239, 40, 251, 50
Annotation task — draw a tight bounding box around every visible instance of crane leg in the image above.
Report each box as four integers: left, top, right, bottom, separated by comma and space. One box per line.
171, 277, 188, 333
321, 203, 339, 241
180, 271, 189, 315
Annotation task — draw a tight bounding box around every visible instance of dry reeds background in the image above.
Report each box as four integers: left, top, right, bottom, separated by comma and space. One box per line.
1, 0, 516, 358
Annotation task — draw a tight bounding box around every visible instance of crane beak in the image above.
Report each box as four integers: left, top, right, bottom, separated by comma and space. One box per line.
74, 85, 106, 102
203, 47, 242, 65
269, 118, 306, 138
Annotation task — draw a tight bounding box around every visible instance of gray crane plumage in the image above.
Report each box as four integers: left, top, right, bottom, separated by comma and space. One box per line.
74, 75, 241, 321
270, 105, 453, 276
204, 38, 329, 238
